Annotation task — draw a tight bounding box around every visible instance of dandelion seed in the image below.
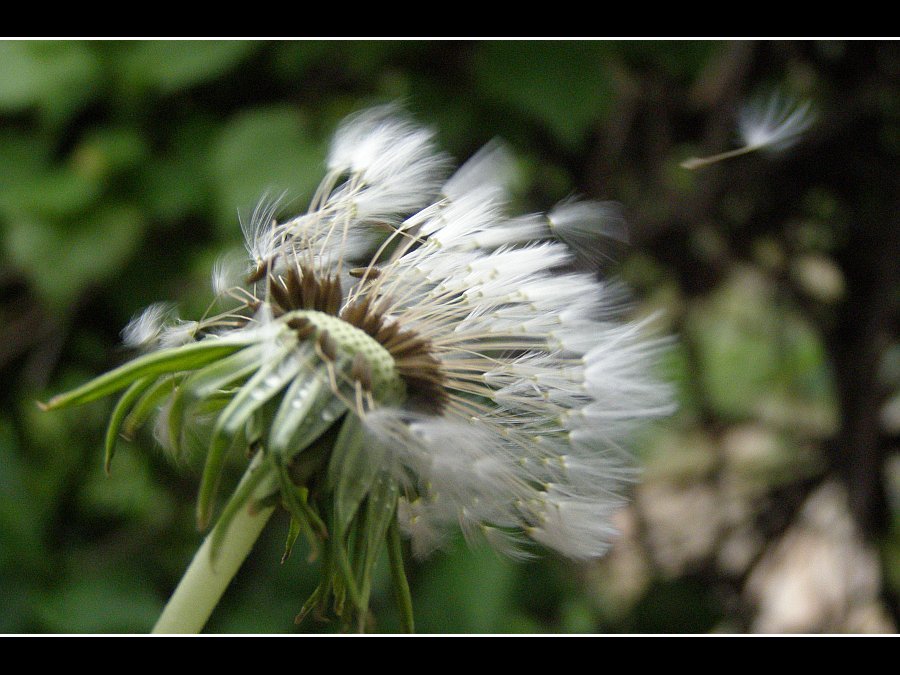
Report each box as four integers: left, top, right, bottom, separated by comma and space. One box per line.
325, 104, 449, 221
44, 106, 674, 632
158, 319, 200, 349
681, 91, 816, 170
548, 199, 629, 267
122, 302, 171, 349
738, 93, 816, 152
211, 251, 244, 297
241, 191, 285, 277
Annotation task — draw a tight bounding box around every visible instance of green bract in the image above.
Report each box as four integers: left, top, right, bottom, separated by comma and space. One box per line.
45, 308, 412, 632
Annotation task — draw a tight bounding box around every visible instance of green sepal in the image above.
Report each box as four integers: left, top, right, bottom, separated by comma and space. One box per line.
268, 365, 350, 463
350, 474, 399, 631
209, 452, 277, 564
267, 362, 325, 457
275, 460, 327, 542
295, 556, 333, 628
359, 474, 399, 592
281, 516, 303, 564
327, 414, 387, 540
387, 518, 414, 633
294, 584, 326, 626
324, 412, 378, 621
103, 376, 156, 474
180, 342, 267, 401
121, 375, 180, 438
167, 343, 270, 458
41, 339, 249, 411
197, 345, 303, 529
166, 382, 188, 459
326, 499, 361, 611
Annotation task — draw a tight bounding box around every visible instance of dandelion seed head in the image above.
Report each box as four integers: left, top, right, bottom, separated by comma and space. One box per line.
97, 105, 674, 567
527, 487, 625, 559
36, 102, 688, 633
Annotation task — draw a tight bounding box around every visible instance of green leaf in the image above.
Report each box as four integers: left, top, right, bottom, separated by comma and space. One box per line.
415, 543, 517, 633
115, 41, 257, 94
0, 41, 99, 123
474, 42, 616, 148
0, 147, 100, 219
687, 266, 837, 427
36, 569, 162, 633
4, 206, 146, 308
0, 422, 46, 571
72, 125, 149, 183
137, 117, 217, 222
268, 42, 332, 82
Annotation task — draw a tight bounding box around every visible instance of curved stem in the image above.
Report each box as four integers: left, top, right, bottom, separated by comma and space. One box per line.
152, 453, 277, 634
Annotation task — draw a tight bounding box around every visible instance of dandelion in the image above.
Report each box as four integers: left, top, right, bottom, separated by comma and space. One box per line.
681, 92, 816, 170
42, 105, 673, 633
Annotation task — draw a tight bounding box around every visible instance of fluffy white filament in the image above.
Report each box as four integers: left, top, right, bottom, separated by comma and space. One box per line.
122, 303, 171, 349
319, 109, 674, 558
738, 93, 816, 152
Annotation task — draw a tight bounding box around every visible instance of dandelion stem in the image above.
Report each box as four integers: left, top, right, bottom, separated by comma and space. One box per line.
152, 453, 277, 634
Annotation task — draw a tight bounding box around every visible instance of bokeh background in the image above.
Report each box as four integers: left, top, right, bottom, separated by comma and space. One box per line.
0, 40, 897, 634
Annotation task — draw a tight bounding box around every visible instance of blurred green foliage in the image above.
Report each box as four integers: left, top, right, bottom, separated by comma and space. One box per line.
1, 40, 896, 633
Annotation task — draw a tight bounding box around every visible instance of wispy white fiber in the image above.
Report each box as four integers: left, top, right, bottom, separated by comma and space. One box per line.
739, 93, 817, 152
122, 303, 171, 349
681, 90, 816, 170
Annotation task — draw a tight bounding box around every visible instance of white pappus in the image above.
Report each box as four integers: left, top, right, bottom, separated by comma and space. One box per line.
225, 104, 675, 560
50, 104, 677, 622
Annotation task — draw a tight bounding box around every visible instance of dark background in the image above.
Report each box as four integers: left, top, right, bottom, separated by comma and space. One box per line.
0, 40, 896, 633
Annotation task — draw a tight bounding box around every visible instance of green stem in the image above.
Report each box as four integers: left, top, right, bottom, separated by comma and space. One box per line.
152, 453, 277, 634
